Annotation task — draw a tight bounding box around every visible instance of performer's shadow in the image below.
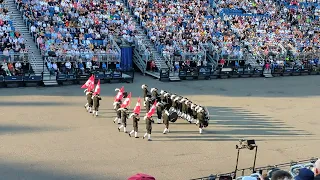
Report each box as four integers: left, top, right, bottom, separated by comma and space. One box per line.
150, 106, 312, 142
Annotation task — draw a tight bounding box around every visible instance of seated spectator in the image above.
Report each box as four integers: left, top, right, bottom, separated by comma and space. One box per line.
65, 60, 72, 74
7, 62, 15, 75
294, 168, 314, 180
15, 61, 22, 73
47, 62, 54, 75
271, 170, 292, 180
102, 62, 107, 71
1, 62, 10, 76
86, 61, 92, 71
314, 159, 320, 180
78, 62, 85, 74
52, 62, 58, 73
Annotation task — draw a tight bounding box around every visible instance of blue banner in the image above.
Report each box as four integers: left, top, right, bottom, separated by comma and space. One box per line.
77, 75, 90, 80
66, 74, 76, 80
24, 76, 42, 82
120, 46, 133, 71
57, 74, 67, 81
95, 74, 105, 80
105, 73, 112, 79
4, 76, 23, 82
113, 73, 121, 78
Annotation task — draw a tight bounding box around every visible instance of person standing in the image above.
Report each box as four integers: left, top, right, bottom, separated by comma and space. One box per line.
156, 102, 164, 124
92, 93, 102, 117
113, 101, 122, 124
314, 159, 320, 180
129, 113, 140, 138
197, 107, 205, 134
143, 115, 154, 141
118, 108, 129, 133
141, 84, 149, 107
129, 98, 141, 138
159, 90, 167, 103
86, 90, 94, 113
162, 109, 170, 134
150, 88, 159, 99
145, 97, 151, 112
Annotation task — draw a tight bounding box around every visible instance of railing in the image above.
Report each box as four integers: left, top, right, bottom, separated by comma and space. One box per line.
191, 158, 318, 180
43, 53, 120, 63
133, 36, 149, 73
255, 51, 320, 62
180, 51, 206, 62
18, 5, 121, 62
0, 52, 29, 62
109, 35, 121, 57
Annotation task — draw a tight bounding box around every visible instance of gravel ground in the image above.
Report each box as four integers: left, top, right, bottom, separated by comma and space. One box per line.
0, 75, 319, 180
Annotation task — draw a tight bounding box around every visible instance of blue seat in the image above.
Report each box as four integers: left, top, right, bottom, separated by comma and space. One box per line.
45, 33, 51, 38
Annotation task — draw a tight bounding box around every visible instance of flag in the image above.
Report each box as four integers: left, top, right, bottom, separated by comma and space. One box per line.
81, 75, 94, 89
146, 101, 157, 118
88, 80, 95, 92
133, 97, 141, 115
93, 79, 100, 95
121, 92, 131, 108
114, 86, 124, 101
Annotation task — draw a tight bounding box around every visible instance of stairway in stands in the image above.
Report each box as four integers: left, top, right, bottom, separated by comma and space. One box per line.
245, 53, 260, 67
123, 7, 174, 80
6, 0, 58, 86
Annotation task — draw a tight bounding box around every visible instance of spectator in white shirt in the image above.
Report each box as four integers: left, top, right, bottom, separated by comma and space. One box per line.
52, 62, 58, 72
15, 61, 22, 72
3, 48, 9, 61
86, 61, 92, 70
65, 60, 72, 73
30, 25, 36, 34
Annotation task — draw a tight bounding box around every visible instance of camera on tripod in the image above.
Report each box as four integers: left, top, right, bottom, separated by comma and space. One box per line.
236, 139, 257, 150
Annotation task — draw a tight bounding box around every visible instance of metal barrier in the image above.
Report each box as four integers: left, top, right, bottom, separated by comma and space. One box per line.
158, 64, 320, 81
55, 69, 134, 85
0, 72, 43, 88
0, 52, 29, 62
191, 158, 318, 180
43, 53, 120, 63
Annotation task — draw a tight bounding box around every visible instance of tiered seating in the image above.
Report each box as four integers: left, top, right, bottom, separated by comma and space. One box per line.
0, 0, 31, 77
128, 0, 319, 71
17, 0, 135, 74
128, 0, 210, 60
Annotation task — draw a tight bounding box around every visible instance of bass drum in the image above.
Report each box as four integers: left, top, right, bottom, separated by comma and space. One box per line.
169, 111, 178, 122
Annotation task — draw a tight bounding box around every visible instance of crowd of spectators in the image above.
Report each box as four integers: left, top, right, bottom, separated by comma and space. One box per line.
128, 0, 319, 66
45, 60, 120, 75
199, 159, 320, 180
16, 0, 137, 73
213, 0, 277, 14
0, 0, 30, 76
0, 0, 28, 65
129, 0, 212, 57
9, 0, 319, 75
0, 61, 32, 76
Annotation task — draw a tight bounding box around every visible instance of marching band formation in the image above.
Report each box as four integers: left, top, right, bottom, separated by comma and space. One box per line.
80, 75, 209, 141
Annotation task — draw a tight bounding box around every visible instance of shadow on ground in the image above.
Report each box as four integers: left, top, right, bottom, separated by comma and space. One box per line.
1, 75, 320, 98
152, 106, 312, 142
0, 125, 68, 135
0, 101, 74, 107
0, 161, 116, 180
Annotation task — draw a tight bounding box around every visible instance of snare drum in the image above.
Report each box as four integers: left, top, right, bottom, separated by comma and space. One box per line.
169, 111, 178, 122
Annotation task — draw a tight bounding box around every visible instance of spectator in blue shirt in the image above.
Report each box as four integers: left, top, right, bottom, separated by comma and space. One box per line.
102, 62, 107, 71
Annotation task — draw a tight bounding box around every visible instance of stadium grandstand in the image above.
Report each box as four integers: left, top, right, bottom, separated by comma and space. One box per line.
0, 0, 318, 85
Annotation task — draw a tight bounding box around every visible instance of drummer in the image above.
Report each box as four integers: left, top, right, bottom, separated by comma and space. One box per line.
162, 109, 170, 134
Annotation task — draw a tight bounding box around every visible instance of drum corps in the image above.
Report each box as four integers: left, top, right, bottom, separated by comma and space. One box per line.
82, 83, 210, 141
